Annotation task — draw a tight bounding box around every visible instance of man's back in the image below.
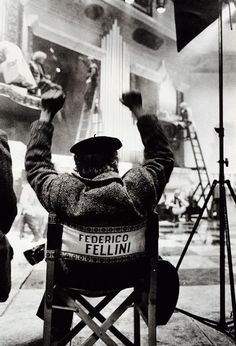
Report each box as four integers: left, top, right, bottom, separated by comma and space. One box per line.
25, 90, 174, 289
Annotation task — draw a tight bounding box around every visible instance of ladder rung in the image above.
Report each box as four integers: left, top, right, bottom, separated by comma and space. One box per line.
188, 122, 210, 204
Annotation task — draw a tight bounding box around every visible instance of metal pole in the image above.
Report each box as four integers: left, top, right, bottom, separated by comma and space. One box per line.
218, 0, 226, 329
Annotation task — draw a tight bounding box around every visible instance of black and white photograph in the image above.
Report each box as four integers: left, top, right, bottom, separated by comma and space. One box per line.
0, 0, 236, 345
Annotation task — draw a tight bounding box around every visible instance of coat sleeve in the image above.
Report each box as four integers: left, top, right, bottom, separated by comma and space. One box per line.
0, 130, 17, 234
123, 115, 174, 213
25, 120, 81, 214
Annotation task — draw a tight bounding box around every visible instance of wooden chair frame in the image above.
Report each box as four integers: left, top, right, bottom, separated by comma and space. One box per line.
43, 213, 159, 346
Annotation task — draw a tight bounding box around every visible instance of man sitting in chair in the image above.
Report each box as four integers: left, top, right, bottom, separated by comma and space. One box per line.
25, 83, 176, 341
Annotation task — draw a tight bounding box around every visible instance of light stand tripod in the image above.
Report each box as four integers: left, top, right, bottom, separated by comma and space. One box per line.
175, 0, 236, 340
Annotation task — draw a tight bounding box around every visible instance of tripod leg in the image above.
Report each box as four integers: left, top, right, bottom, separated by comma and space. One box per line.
225, 180, 236, 205
224, 182, 236, 338
218, 181, 226, 328
176, 180, 218, 271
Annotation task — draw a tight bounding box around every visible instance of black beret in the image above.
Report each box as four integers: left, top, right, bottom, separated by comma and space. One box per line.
70, 136, 122, 155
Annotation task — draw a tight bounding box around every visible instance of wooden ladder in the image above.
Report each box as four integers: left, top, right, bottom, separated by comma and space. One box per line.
186, 123, 211, 215
75, 60, 100, 143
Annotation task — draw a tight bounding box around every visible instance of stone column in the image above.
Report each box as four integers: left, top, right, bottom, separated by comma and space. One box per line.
0, 0, 8, 41
3, 0, 23, 46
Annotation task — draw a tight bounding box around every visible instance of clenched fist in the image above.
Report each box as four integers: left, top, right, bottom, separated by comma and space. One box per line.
120, 91, 143, 119
39, 80, 65, 122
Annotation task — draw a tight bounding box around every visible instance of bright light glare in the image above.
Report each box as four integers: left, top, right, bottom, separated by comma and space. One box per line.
125, 0, 135, 4
156, 6, 166, 14
156, 0, 166, 14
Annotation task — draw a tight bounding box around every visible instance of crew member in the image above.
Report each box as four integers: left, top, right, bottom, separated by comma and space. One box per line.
29, 51, 48, 84
29, 51, 51, 95
168, 189, 189, 223
25, 83, 175, 341
179, 101, 192, 125
0, 129, 17, 302
18, 172, 47, 242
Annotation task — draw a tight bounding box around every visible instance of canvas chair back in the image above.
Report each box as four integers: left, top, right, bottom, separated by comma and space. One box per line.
46, 214, 149, 265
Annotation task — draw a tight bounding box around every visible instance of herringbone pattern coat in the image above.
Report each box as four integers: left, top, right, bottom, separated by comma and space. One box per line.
25, 115, 174, 289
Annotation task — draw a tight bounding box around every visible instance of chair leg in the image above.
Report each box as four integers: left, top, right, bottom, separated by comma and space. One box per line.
43, 260, 55, 346
134, 305, 141, 346
148, 247, 158, 346
58, 289, 135, 346
43, 304, 52, 346
148, 303, 157, 346
76, 294, 133, 346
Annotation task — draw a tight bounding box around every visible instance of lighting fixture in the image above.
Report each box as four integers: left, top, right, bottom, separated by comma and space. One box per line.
156, 0, 166, 14
125, 0, 135, 5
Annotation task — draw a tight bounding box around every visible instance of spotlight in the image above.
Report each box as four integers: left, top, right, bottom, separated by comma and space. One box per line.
156, 0, 166, 14
125, 0, 135, 4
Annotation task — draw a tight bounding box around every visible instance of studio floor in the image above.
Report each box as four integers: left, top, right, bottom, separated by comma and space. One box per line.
1, 199, 236, 346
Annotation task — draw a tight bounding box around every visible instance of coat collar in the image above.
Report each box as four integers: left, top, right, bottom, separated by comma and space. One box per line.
72, 171, 124, 188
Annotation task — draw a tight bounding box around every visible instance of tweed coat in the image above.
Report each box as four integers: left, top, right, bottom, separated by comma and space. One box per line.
0, 130, 17, 234
0, 130, 17, 301
25, 114, 174, 289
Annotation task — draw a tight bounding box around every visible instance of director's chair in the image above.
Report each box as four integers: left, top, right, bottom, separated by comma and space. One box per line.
43, 212, 159, 346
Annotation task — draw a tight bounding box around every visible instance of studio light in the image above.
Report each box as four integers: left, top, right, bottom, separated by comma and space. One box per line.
125, 0, 135, 5
156, 0, 166, 14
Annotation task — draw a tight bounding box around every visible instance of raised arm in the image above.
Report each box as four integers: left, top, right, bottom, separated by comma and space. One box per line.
0, 130, 17, 234
25, 83, 69, 213
120, 91, 174, 211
